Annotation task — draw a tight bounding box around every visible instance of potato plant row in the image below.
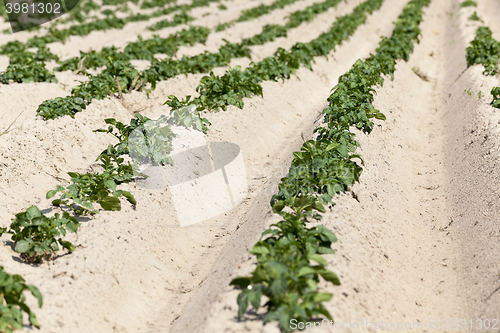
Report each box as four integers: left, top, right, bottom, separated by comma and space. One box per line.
464, 8, 500, 109
0, 111, 177, 331
215, 0, 301, 32
33, 0, 347, 120
229, 0, 430, 331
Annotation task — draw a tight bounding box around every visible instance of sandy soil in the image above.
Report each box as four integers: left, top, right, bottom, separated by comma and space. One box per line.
0, 0, 500, 332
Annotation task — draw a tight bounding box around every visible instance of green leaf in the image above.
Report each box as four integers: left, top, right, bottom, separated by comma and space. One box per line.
272, 201, 285, 213
99, 196, 121, 211
15, 240, 31, 253
296, 266, 315, 277
318, 269, 341, 285
27, 285, 43, 307
309, 254, 327, 266
248, 289, 262, 310
230, 276, 251, 288
250, 242, 269, 255
122, 191, 137, 205
59, 239, 76, 252
26, 206, 42, 220
104, 179, 117, 191
46, 189, 58, 199
313, 292, 333, 302
236, 290, 249, 320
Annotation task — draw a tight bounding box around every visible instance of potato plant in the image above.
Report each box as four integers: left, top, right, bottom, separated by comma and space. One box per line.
0, 266, 42, 332
46, 154, 136, 215
0, 206, 79, 263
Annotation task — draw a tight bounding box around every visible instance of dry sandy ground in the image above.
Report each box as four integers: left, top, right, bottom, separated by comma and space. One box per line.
0, 0, 499, 332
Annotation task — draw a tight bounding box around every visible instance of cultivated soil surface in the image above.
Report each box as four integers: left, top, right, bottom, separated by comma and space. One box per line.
0, 0, 499, 332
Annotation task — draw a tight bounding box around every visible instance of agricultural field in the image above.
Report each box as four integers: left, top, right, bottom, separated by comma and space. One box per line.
0, 0, 499, 332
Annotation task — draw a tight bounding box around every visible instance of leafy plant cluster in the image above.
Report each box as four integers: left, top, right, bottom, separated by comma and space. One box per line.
140, 0, 176, 10
216, 0, 300, 32
1, 207, 80, 263
146, 11, 194, 31
102, 0, 139, 6
38, 58, 143, 119
466, 27, 500, 75
466, 26, 500, 108
460, 0, 477, 7
93, 113, 177, 165
0, 266, 42, 332
228, 0, 430, 331
0, 42, 59, 84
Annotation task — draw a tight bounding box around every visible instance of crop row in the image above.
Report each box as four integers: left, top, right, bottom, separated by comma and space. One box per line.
215, 0, 300, 32
463, 4, 500, 109
32, 0, 348, 120
227, 0, 430, 331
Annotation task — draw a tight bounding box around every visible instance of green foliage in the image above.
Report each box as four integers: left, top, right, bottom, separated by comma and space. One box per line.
0, 41, 26, 55
465, 25, 500, 109
140, 0, 176, 9
217, 0, 300, 32
39, 58, 142, 119
491, 86, 500, 109
94, 113, 177, 164
102, 0, 138, 5
231, 208, 339, 333
238, 0, 299, 22
0, 56, 57, 84
466, 26, 500, 75
147, 11, 194, 32
0, 266, 42, 332
18, 0, 212, 48
272, 135, 362, 206
36, 96, 87, 120
460, 0, 477, 7
46, 154, 136, 215
218, 3, 226, 10
241, 0, 344, 46
468, 12, 481, 21
0, 0, 7, 19
36, 0, 348, 120
166, 66, 263, 112
54, 24, 210, 71
3, 206, 79, 263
